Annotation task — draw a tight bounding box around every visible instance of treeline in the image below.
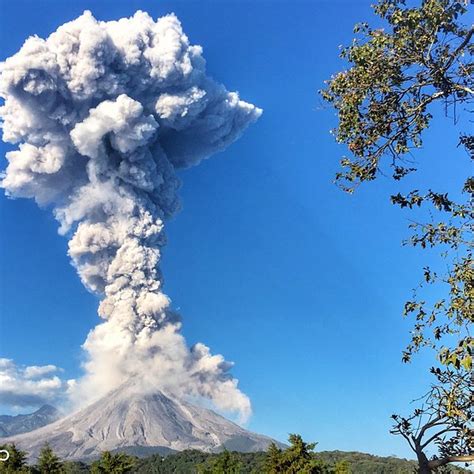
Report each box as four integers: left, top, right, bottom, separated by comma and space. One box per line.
0, 435, 469, 473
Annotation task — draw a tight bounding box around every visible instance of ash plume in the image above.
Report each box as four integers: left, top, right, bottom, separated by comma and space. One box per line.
0, 11, 261, 421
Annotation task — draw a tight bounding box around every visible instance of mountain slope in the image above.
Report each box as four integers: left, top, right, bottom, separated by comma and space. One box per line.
0, 405, 59, 437
0, 381, 281, 461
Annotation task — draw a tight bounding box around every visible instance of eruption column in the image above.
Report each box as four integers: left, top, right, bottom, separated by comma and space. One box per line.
0, 11, 261, 421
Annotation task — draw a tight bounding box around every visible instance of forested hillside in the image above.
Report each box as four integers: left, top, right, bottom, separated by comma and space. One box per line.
131, 450, 469, 473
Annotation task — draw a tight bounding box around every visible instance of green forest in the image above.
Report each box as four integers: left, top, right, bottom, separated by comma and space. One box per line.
1, 435, 470, 473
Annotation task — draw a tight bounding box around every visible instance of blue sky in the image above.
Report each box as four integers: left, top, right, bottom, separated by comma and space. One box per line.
0, 0, 471, 460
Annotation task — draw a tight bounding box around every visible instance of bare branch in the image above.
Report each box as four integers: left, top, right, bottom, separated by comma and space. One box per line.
428, 454, 474, 468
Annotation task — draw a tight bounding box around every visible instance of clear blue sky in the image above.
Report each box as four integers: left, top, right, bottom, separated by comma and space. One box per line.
0, 0, 471, 460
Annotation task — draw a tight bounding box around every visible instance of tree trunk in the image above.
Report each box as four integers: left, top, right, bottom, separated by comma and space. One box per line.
416, 451, 432, 474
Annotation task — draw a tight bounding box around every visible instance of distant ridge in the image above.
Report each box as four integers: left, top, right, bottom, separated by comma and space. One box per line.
0, 404, 59, 437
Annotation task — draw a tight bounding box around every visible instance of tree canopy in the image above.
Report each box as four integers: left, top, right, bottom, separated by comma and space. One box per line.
263, 434, 331, 473
197, 450, 243, 474
34, 443, 63, 474
321, 0, 473, 190
321, 0, 472, 471
0, 444, 29, 474
90, 452, 136, 474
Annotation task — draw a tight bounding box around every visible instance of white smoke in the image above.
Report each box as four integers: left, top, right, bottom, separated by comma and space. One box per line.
0, 10, 261, 422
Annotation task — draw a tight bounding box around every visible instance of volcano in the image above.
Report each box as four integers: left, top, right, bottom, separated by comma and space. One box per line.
1, 380, 280, 461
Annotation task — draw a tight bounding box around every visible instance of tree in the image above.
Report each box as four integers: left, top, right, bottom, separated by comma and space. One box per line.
197, 449, 243, 474
264, 443, 284, 473
263, 434, 330, 474
334, 460, 350, 474
321, 0, 473, 471
391, 368, 471, 472
35, 444, 63, 473
0, 444, 29, 473
61, 461, 90, 474
90, 451, 136, 474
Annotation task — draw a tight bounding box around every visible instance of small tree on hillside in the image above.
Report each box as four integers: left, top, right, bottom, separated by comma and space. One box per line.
35, 444, 63, 474
263, 434, 330, 474
334, 460, 350, 474
197, 449, 243, 474
264, 443, 284, 473
90, 451, 136, 474
61, 460, 90, 474
321, 0, 473, 471
0, 444, 29, 473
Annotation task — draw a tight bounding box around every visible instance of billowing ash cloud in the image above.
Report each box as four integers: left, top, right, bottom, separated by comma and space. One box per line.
0, 359, 70, 408
0, 11, 261, 421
